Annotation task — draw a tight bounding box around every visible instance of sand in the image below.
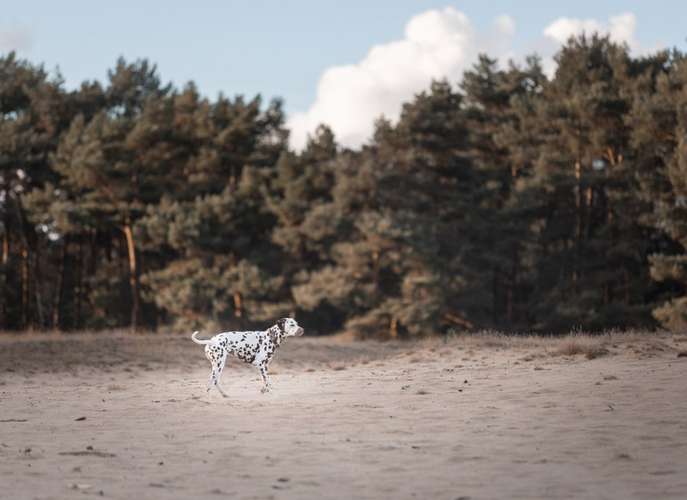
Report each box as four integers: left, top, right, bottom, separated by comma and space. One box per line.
0, 331, 686, 499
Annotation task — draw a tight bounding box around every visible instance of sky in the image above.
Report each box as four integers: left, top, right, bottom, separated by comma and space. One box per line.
2, 1, 686, 149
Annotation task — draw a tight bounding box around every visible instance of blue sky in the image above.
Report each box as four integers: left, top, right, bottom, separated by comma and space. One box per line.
2, 1, 686, 147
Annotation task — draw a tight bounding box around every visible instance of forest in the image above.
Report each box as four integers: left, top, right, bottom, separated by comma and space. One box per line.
2, 34, 687, 336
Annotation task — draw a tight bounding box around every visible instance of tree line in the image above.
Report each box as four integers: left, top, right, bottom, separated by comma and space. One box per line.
2, 35, 687, 336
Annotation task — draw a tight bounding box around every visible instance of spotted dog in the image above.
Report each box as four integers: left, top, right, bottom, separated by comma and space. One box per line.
191, 318, 304, 397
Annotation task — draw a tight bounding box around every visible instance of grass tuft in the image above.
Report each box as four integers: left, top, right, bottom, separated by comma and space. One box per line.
553, 336, 610, 359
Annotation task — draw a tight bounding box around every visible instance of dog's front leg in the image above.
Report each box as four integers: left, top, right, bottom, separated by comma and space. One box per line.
258, 363, 272, 393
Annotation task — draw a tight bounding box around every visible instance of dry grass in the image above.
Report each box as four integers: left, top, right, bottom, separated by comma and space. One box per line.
0, 327, 683, 375
553, 336, 610, 359
440, 328, 684, 361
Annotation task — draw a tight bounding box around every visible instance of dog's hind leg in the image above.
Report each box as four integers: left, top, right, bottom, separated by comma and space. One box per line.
206, 350, 229, 398
214, 353, 229, 398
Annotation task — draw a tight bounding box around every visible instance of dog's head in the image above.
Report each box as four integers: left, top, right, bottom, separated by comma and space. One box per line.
277, 317, 304, 337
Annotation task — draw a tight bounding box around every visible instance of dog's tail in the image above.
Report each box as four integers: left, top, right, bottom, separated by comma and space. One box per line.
191, 331, 212, 345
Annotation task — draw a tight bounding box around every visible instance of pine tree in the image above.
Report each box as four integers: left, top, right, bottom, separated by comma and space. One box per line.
136, 94, 290, 330
28, 59, 173, 329
504, 36, 655, 331
4, 43, 687, 335
461, 55, 547, 329
0, 53, 68, 329
630, 52, 687, 330
292, 81, 488, 337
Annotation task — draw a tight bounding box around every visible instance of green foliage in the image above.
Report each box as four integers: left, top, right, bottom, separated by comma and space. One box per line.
631, 53, 687, 331
2, 39, 687, 335
498, 36, 658, 331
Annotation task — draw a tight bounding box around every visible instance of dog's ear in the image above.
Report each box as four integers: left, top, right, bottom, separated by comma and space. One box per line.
277, 318, 287, 332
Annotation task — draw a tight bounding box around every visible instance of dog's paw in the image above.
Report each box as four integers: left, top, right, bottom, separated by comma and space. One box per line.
260, 386, 271, 394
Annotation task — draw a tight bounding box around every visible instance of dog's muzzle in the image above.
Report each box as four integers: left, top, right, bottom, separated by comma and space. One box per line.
296, 327, 305, 336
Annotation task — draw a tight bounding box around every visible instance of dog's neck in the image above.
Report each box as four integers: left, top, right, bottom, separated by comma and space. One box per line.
268, 325, 286, 345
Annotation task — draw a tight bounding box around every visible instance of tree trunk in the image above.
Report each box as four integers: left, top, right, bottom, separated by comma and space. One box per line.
11, 194, 32, 329
573, 159, 582, 290
233, 291, 243, 318
1, 231, 7, 262
76, 238, 83, 329
52, 236, 68, 329
1, 214, 9, 329
123, 224, 140, 331
21, 246, 29, 329
389, 316, 398, 339
372, 250, 380, 288
33, 244, 44, 328
444, 312, 474, 330
508, 245, 518, 324
492, 268, 499, 325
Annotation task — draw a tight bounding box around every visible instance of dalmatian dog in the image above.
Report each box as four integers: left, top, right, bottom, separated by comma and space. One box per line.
191, 318, 304, 397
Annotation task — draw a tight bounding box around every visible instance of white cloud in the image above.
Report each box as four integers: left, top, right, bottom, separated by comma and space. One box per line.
494, 14, 516, 38
543, 12, 637, 49
538, 12, 639, 76
288, 7, 515, 150
0, 27, 32, 52
288, 9, 645, 151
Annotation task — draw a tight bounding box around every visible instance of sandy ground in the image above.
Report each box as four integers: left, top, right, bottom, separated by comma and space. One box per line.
1, 331, 686, 500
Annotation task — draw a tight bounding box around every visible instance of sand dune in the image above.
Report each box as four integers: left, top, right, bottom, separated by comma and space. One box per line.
1, 332, 686, 499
